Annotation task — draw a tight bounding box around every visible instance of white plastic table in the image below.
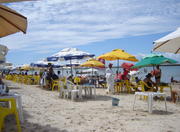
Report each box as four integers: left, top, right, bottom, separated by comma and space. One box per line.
133, 92, 167, 113
79, 84, 96, 98
0, 93, 24, 123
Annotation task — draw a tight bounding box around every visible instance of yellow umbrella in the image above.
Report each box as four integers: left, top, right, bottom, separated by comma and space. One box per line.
0, 4, 27, 37
97, 49, 138, 62
80, 59, 105, 76
20, 65, 33, 70
97, 49, 138, 71
80, 58, 105, 68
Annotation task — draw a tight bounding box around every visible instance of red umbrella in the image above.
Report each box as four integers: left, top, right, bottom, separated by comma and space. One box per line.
121, 62, 138, 71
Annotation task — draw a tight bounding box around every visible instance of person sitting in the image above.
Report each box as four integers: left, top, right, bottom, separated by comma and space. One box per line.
151, 65, 161, 85
171, 90, 180, 103
135, 77, 141, 84
98, 76, 106, 88
122, 68, 129, 80
171, 76, 179, 83
0, 77, 9, 95
114, 71, 121, 82
143, 73, 158, 92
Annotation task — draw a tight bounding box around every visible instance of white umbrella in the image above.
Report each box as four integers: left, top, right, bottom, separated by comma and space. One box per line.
153, 27, 180, 54
51, 48, 93, 59
47, 48, 94, 75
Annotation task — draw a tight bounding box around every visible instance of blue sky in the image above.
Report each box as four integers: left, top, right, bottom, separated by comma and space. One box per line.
1, 0, 180, 66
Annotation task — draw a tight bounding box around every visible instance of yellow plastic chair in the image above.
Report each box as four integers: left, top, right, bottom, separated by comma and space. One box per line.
114, 82, 123, 93
51, 79, 60, 91
159, 85, 172, 93
74, 77, 81, 85
139, 81, 154, 100
123, 80, 132, 93
33, 76, 40, 85
0, 98, 21, 132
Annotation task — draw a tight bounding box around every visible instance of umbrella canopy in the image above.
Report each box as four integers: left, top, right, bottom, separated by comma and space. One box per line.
121, 62, 134, 69
47, 48, 94, 75
97, 49, 138, 62
20, 64, 32, 70
121, 62, 138, 71
132, 54, 177, 68
47, 48, 94, 61
0, 4, 27, 37
80, 58, 105, 68
153, 27, 180, 54
30, 60, 61, 68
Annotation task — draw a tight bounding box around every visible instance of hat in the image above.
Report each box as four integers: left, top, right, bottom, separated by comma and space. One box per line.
109, 63, 113, 66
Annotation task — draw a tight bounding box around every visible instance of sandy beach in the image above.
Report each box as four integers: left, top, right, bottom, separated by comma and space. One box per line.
2, 80, 180, 132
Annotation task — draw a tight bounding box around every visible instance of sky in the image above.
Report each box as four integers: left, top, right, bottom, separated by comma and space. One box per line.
1, 0, 180, 66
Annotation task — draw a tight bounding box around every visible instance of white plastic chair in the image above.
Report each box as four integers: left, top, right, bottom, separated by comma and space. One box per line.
59, 80, 82, 100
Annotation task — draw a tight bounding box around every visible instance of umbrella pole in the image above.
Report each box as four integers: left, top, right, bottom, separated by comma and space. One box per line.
117, 59, 119, 72
92, 67, 93, 76
70, 59, 73, 76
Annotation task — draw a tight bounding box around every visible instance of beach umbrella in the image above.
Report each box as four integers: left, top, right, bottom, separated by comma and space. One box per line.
80, 58, 105, 68
153, 27, 180, 54
0, 4, 27, 37
20, 64, 32, 70
30, 60, 61, 69
47, 48, 95, 75
80, 58, 105, 75
132, 54, 177, 69
97, 49, 138, 71
121, 62, 138, 71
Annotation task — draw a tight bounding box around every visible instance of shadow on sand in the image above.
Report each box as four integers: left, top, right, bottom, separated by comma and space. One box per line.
78, 94, 113, 102
3, 110, 68, 132
152, 110, 174, 115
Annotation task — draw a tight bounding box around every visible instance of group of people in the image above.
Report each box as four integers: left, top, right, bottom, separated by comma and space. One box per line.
40, 63, 60, 89
105, 63, 162, 94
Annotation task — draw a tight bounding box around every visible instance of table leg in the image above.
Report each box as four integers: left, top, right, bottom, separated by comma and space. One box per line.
94, 86, 96, 99
148, 94, 153, 113
164, 95, 167, 112
133, 95, 137, 110
15, 95, 24, 123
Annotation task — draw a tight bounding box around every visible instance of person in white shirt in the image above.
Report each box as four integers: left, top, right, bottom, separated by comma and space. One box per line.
106, 63, 115, 94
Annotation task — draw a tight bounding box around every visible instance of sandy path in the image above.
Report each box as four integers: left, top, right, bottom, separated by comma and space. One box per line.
2, 80, 180, 132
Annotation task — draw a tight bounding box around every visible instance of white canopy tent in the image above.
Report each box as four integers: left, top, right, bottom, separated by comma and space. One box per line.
153, 27, 180, 54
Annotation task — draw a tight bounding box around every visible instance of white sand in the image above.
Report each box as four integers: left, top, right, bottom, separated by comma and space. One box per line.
2, 80, 180, 132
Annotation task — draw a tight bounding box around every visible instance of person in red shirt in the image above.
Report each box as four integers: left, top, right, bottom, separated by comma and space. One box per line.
122, 68, 129, 80
151, 65, 161, 85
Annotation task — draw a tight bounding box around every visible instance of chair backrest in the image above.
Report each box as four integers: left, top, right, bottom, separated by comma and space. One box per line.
0, 98, 17, 113
139, 81, 153, 92
66, 80, 77, 90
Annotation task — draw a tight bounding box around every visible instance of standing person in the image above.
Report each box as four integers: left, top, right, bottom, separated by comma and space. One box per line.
41, 69, 47, 88
57, 71, 62, 79
153, 65, 161, 85
106, 63, 115, 94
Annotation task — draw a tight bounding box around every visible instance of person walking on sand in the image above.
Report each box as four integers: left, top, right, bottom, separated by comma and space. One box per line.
106, 63, 115, 94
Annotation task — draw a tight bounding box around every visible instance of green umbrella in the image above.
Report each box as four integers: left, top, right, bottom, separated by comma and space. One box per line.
132, 54, 177, 68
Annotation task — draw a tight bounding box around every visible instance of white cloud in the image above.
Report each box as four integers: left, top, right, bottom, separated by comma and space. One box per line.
1, 0, 180, 53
